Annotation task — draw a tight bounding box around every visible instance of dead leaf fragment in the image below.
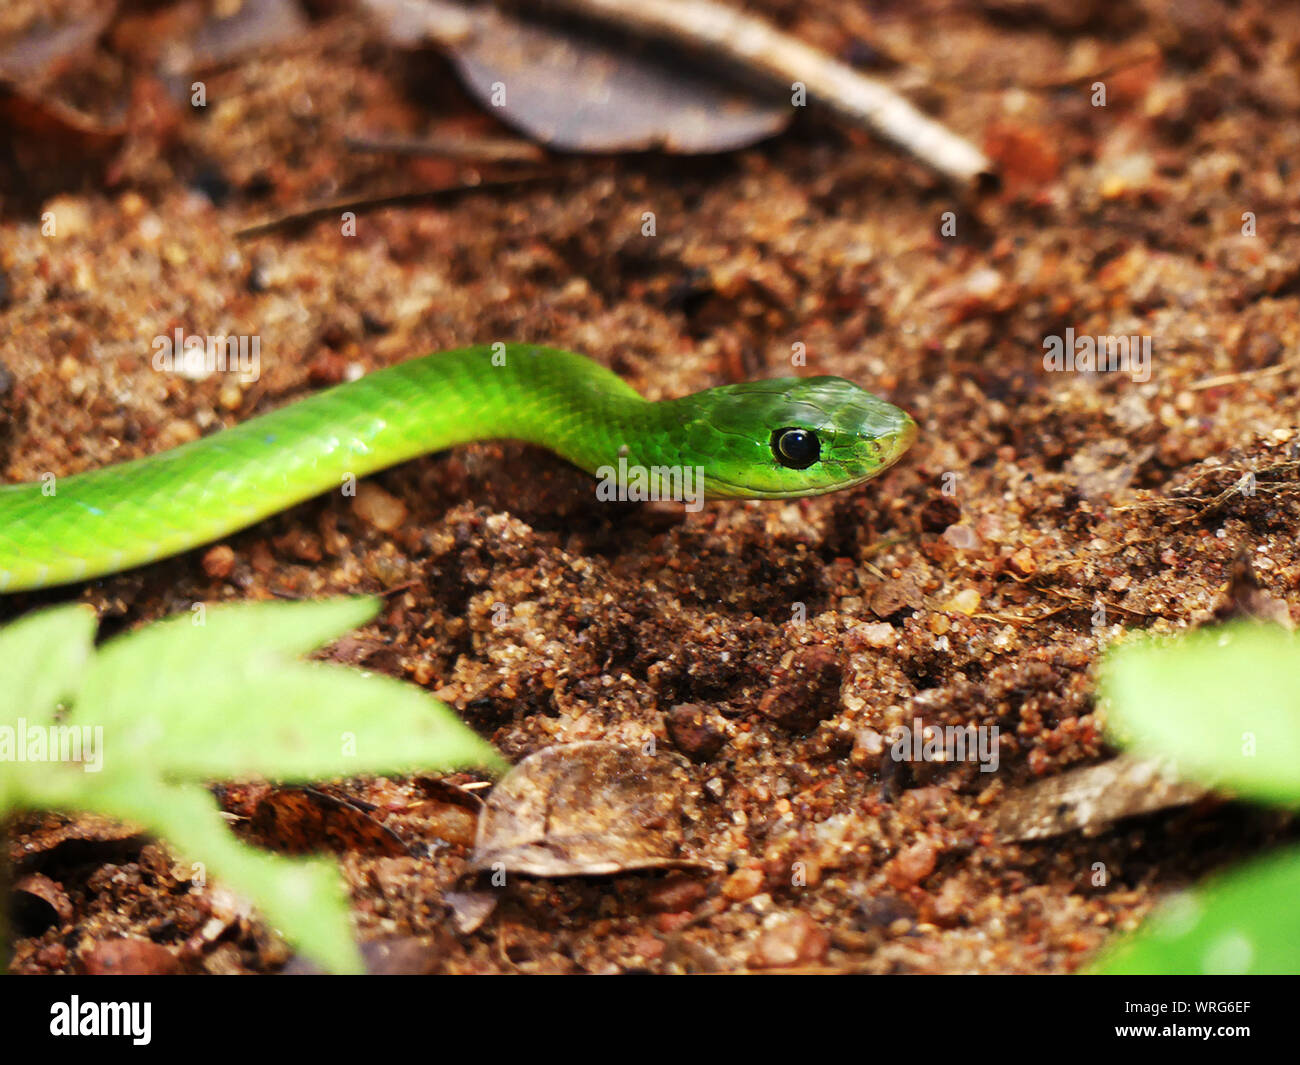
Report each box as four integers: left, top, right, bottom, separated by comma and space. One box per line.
470, 741, 708, 877
986, 756, 1212, 842
8, 811, 145, 869
372, 1, 789, 153
13, 873, 74, 931
245, 786, 412, 857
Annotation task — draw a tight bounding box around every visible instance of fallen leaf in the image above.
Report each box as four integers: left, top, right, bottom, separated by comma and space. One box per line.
470, 742, 710, 877
245, 786, 413, 857
367, 0, 789, 153
985, 756, 1212, 842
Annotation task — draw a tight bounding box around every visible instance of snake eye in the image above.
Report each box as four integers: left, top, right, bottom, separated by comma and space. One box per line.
771, 427, 820, 470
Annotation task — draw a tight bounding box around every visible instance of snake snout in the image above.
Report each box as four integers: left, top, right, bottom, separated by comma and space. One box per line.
876, 414, 917, 470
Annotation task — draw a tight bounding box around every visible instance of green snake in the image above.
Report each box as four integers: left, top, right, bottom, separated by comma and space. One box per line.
0, 345, 915, 593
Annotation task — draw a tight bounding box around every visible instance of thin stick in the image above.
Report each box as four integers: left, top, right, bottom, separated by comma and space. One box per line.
344, 134, 544, 163
1188, 363, 1288, 391
233, 171, 556, 239
519, 0, 991, 185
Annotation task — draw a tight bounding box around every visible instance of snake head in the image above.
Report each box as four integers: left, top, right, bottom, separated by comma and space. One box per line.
672, 376, 916, 499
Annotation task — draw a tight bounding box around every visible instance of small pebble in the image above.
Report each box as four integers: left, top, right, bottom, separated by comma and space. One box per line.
722, 867, 765, 901
758, 646, 842, 732
850, 727, 883, 766
202, 545, 235, 579
41, 195, 92, 238
353, 482, 407, 532
1008, 547, 1037, 577
665, 704, 726, 762
885, 839, 939, 889
647, 874, 708, 913
945, 587, 981, 614
943, 523, 980, 551
855, 621, 895, 648
749, 913, 830, 968
219, 383, 243, 411
79, 939, 182, 975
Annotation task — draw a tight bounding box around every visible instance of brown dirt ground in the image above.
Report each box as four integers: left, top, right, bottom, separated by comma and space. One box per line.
3, 0, 1300, 973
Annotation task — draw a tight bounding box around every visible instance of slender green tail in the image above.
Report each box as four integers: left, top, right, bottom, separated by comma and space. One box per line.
0, 345, 914, 592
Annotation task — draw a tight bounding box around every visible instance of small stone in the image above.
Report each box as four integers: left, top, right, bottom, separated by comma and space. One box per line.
654, 911, 693, 934
118, 191, 147, 217
749, 913, 830, 968
361, 936, 442, 975
665, 704, 725, 762
79, 939, 182, 975
933, 876, 968, 924
632, 931, 666, 959
857, 727, 884, 754
34, 943, 68, 970
353, 482, 407, 532
276, 529, 323, 563
422, 801, 478, 848
758, 646, 842, 732
202, 544, 235, 579
855, 621, 895, 648
850, 727, 883, 766
885, 839, 939, 889
943, 523, 980, 551
647, 874, 707, 913
920, 496, 962, 533
250, 541, 275, 574
722, 866, 765, 901
219, 382, 244, 411
946, 587, 981, 614
1008, 547, 1037, 578
41, 195, 92, 238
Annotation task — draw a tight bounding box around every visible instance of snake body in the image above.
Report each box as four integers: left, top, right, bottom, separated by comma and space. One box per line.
0, 345, 914, 592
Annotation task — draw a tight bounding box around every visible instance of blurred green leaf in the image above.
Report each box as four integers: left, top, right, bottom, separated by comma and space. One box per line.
1093, 846, 1300, 975
0, 603, 96, 725
1100, 622, 1300, 804
77, 598, 502, 780
1, 596, 503, 972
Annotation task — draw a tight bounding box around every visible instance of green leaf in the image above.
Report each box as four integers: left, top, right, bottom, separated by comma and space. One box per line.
0, 603, 96, 725
1092, 846, 1300, 974
90, 595, 383, 692
1099, 622, 1300, 804
74, 594, 505, 779
2, 596, 506, 972
77, 660, 503, 780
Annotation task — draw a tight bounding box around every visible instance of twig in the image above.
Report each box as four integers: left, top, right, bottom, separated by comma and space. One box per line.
517, 0, 992, 185
970, 606, 1069, 626
1188, 363, 1288, 391
344, 133, 544, 163
1036, 586, 1152, 620
233, 171, 556, 239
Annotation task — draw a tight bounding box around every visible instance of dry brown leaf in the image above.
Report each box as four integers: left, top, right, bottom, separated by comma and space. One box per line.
366, 0, 789, 153
470, 741, 711, 877
985, 755, 1213, 842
